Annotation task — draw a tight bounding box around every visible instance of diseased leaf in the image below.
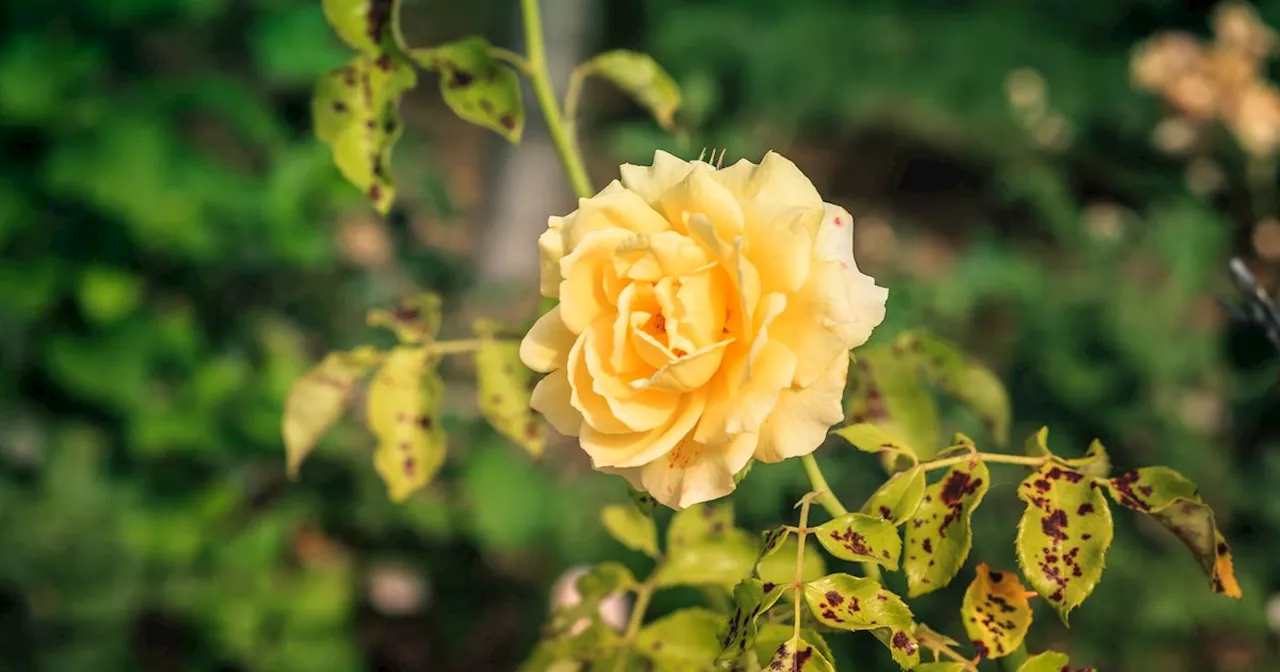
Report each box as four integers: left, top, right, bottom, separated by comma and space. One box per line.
715, 578, 786, 666
813, 512, 902, 569
961, 563, 1032, 660
847, 346, 940, 466
367, 346, 447, 501
802, 573, 920, 669
519, 620, 621, 672
547, 562, 636, 636
1015, 463, 1112, 622
635, 608, 722, 668
765, 634, 836, 672
412, 37, 524, 142
1024, 427, 1110, 478
283, 346, 382, 477
756, 527, 793, 567
667, 502, 734, 552
313, 54, 416, 214
861, 466, 926, 526
1103, 467, 1241, 598
757, 535, 826, 587
833, 423, 917, 466
1018, 651, 1094, 672
600, 504, 658, 558
904, 458, 990, 597
628, 486, 658, 516
322, 0, 401, 54
475, 331, 545, 458
655, 528, 757, 588
367, 293, 442, 344
896, 331, 1011, 447
754, 625, 833, 670
579, 50, 681, 130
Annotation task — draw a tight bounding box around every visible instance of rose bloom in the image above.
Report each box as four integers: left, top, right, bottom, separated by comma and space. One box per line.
519, 151, 887, 509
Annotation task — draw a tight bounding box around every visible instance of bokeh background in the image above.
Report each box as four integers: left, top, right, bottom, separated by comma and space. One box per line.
2, 0, 1280, 670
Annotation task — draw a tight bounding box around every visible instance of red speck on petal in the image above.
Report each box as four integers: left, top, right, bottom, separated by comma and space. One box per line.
833, 217, 844, 227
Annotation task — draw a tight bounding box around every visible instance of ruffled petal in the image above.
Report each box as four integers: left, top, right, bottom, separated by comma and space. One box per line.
639, 432, 758, 509
581, 390, 708, 468
530, 369, 583, 436
755, 350, 849, 463
519, 306, 575, 373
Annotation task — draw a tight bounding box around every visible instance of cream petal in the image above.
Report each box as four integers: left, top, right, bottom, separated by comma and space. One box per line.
742, 199, 814, 295
615, 231, 713, 281
538, 221, 564, 299
632, 338, 733, 393
770, 260, 886, 387
561, 180, 672, 252
619, 150, 696, 208
581, 390, 708, 469
520, 306, 576, 373
640, 432, 758, 510
686, 214, 760, 346
612, 283, 654, 373
660, 165, 745, 240
674, 266, 730, 348
559, 228, 632, 334
630, 319, 674, 370
755, 350, 849, 463
530, 369, 583, 436
724, 340, 798, 435
747, 151, 824, 218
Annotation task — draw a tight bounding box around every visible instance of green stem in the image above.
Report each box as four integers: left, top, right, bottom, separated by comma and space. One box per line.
998, 644, 1029, 671
921, 452, 1046, 472
427, 339, 488, 355
792, 496, 813, 642
800, 454, 883, 583
614, 579, 656, 672
519, 0, 594, 200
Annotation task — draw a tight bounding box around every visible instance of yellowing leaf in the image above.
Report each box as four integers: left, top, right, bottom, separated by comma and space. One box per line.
802, 573, 920, 669
654, 528, 757, 588
367, 346, 447, 501
896, 331, 1011, 448
1024, 427, 1110, 478
1015, 464, 1113, 622
600, 504, 658, 558
367, 293, 443, 344
861, 466, 926, 526
757, 535, 826, 587
322, 0, 401, 54
312, 54, 416, 214
1103, 467, 1242, 598
914, 664, 969, 672
1018, 651, 1095, 672
847, 346, 941, 466
667, 501, 734, 552
635, 608, 722, 669
961, 563, 1033, 660
765, 634, 836, 672
715, 578, 786, 666
413, 38, 524, 142
813, 512, 902, 569
283, 346, 382, 477
833, 423, 917, 466
754, 625, 834, 669
519, 620, 621, 672
578, 50, 681, 130
475, 334, 545, 458
904, 458, 990, 597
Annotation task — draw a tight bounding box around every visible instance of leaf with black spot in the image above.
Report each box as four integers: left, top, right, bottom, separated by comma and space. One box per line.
576, 50, 681, 131
895, 331, 1010, 448
600, 504, 658, 558
715, 578, 786, 666
367, 293, 443, 345
753, 625, 833, 670
846, 345, 941, 467
1102, 467, 1241, 598
634, 607, 723, 669
667, 501, 734, 552
914, 663, 969, 672
655, 528, 758, 588
627, 485, 658, 516
322, 0, 402, 54
1015, 463, 1112, 623
813, 512, 902, 570
833, 423, 918, 467
961, 563, 1032, 660
801, 573, 920, 669
1024, 427, 1110, 478
412, 37, 524, 142
367, 346, 447, 501
284, 346, 382, 478
904, 458, 990, 597
757, 534, 826, 588
860, 466, 926, 526
1017, 650, 1096, 672
474, 320, 545, 459
765, 634, 836, 672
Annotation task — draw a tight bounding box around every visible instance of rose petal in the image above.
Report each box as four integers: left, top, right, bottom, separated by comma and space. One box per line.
559, 228, 632, 334
724, 340, 798, 435
581, 390, 708, 468
755, 350, 850, 463
631, 338, 733, 393
639, 432, 758, 510
567, 330, 632, 434
538, 218, 565, 299
619, 150, 696, 208
583, 318, 681, 432
561, 181, 671, 253
530, 369, 583, 436
520, 306, 575, 373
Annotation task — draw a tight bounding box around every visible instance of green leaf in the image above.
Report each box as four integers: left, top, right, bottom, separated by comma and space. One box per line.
756, 527, 793, 567
896, 331, 1011, 448
283, 346, 382, 477
322, 0, 401, 54
654, 528, 758, 588
914, 664, 969, 672
715, 579, 786, 666
312, 54, 416, 213
600, 504, 658, 558
635, 608, 722, 668
833, 423, 917, 466
366, 293, 442, 344
1103, 467, 1241, 598
412, 37, 524, 142
367, 347, 448, 501
961, 563, 1033, 660
802, 573, 920, 669
904, 458, 990, 597
847, 346, 940, 465
547, 562, 636, 636
861, 466, 926, 526
757, 535, 827, 587
475, 330, 545, 458
667, 502, 734, 552
764, 634, 836, 672
577, 50, 681, 130
1017, 651, 1091, 672
627, 486, 659, 516
1024, 427, 1110, 478
813, 512, 902, 569
1015, 463, 1113, 622
753, 625, 833, 670
520, 620, 621, 672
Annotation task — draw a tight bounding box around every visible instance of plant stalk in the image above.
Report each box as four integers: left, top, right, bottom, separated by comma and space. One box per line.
519, 0, 593, 200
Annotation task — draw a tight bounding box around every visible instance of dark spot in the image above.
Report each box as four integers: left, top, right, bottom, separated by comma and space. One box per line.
922, 538, 933, 554
384, 119, 397, 134
1033, 479, 1051, 492
332, 101, 348, 114
448, 69, 475, 88
374, 54, 393, 71
878, 505, 892, 519
500, 114, 516, 130
828, 527, 872, 557
1041, 509, 1069, 541
890, 631, 915, 654
793, 644, 814, 669
824, 590, 844, 606
1081, 533, 1092, 540
402, 457, 416, 476
989, 570, 1004, 583
941, 469, 981, 505
1217, 542, 1229, 555
417, 416, 433, 430
762, 582, 776, 593
480, 100, 494, 112
1076, 503, 1095, 516
368, 184, 383, 202
366, 0, 395, 46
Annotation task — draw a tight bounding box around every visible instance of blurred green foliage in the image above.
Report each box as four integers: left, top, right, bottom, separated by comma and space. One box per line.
1, 0, 1278, 670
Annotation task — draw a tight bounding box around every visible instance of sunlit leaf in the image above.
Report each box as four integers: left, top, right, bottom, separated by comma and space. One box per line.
904, 458, 990, 597
861, 466, 927, 526
628, 486, 658, 516
412, 37, 524, 142
757, 535, 826, 587
757, 527, 793, 567
475, 329, 545, 458
813, 512, 902, 569
547, 562, 636, 636
914, 664, 969, 672
313, 54, 416, 214
1024, 427, 1110, 478
754, 625, 833, 670
321, 0, 401, 54
896, 331, 1011, 448
635, 608, 722, 668
283, 346, 382, 477
600, 504, 658, 558
578, 50, 681, 130
1103, 467, 1241, 598
847, 346, 940, 466
654, 528, 758, 588
367, 346, 447, 501
833, 423, 917, 466
715, 578, 786, 666
1015, 463, 1113, 622
765, 634, 836, 672
1018, 650, 1095, 672
802, 573, 920, 669
667, 501, 734, 552
961, 563, 1033, 660
520, 620, 621, 672
367, 293, 442, 344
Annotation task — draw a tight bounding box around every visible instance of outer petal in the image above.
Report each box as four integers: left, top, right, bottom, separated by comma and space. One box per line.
530, 369, 582, 436
640, 432, 758, 510
741, 199, 814, 295
619, 150, 696, 207
755, 350, 849, 463
748, 152, 825, 221
520, 306, 575, 373
723, 340, 798, 435
561, 181, 672, 253
538, 218, 565, 298
581, 390, 708, 469
661, 165, 745, 240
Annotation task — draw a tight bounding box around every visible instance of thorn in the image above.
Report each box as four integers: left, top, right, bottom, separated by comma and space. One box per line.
716, 147, 726, 169
697, 146, 707, 162
1022, 590, 1039, 600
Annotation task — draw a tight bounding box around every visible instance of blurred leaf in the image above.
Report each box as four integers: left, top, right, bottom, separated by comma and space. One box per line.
1024, 427, 1111, 478
1103, 467, 1242, 598
635, 608, 722, 668
547, 562, 636, 637
860, 466, 926, 526
283, 346, 382, 477
802, 573, 919, 669
252, 4, 350, 84
577, 50, 681, 130
366, 347, 446, 501
754, 625, 833, 670
812, 512, 902, 569
321, 0, 401, 54
757, 535, 826, 587
521, 620, 622, 672
666, 501, 733, 551
366, 293, 442, 344
1018, 651, 1087, 672
896, 331, 1011, 448
764, 634, 836, 671
654, 528, 757, 588
915, 664, 969, 672
627, 486, 659, 516
600, 504, 658, 558
756, 526, 793, 568
412, 37, 524, 142
961, 563, 1032, 660
847, 346, 940, 465
904, 457, 990, 597
833, 423, 917, 466
77, 266, 142, 325
715, 578, 786, 666
1016, 463, 1113, 622
475, 331, 545, 458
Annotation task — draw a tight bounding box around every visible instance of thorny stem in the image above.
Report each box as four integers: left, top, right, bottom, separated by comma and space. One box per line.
519, 0, 594, 200
917, 627, 979, 671
615, 577, 656, 672
800, 454, 884, 583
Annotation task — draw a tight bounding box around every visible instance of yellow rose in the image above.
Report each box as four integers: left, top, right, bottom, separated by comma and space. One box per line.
519, 151, 887, 509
